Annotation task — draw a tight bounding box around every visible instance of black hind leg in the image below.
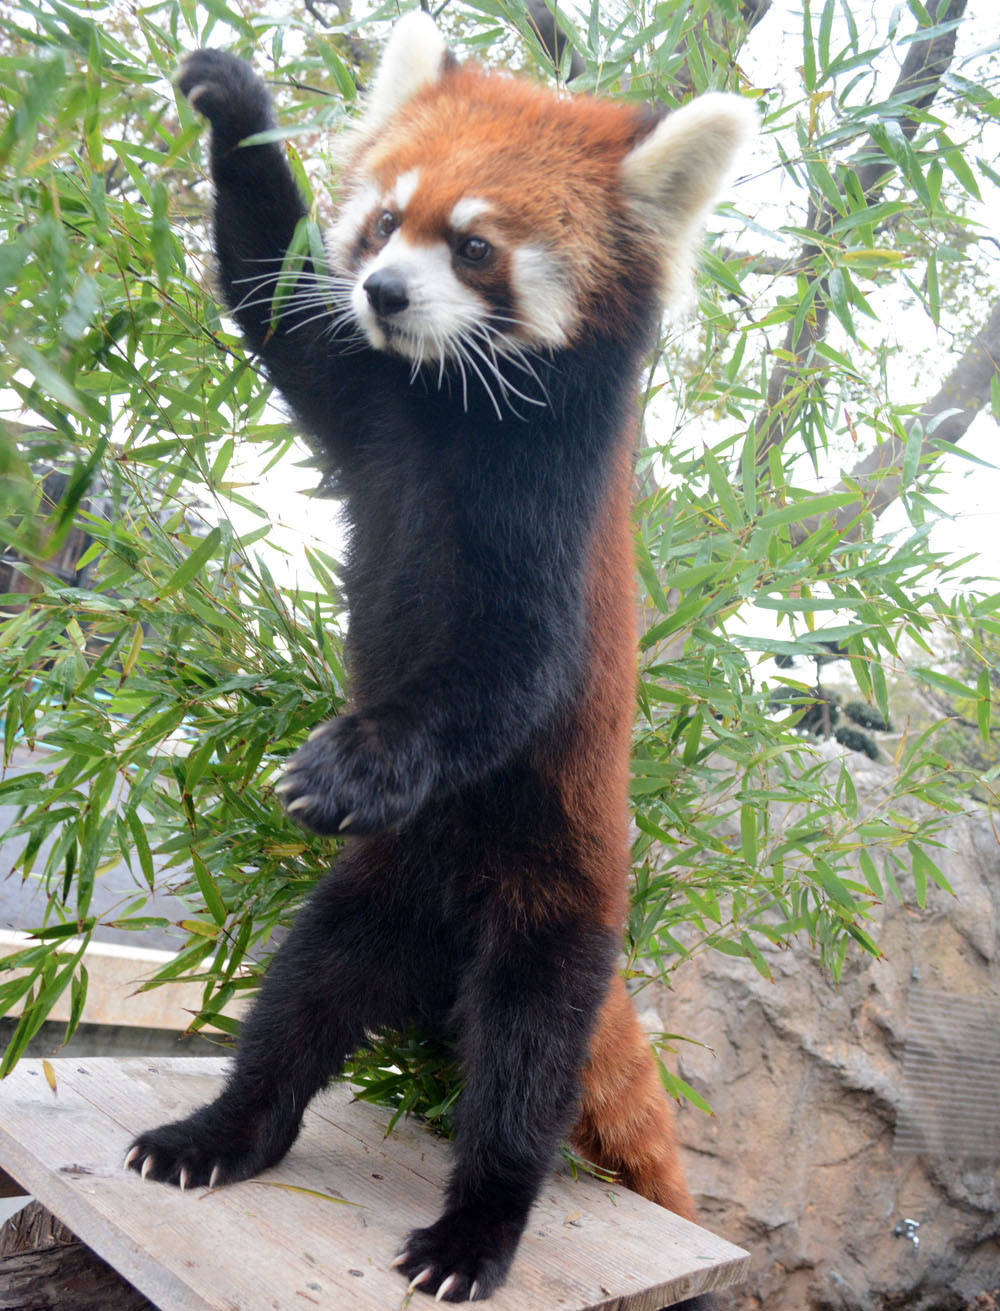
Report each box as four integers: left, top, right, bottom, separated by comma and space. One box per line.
127, 839, 450, 1189
395, 914, 617, 1302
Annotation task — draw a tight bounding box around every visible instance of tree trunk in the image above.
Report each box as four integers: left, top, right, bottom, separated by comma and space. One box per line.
752, 0, 969, 466
0, 1201, 155, 1311
791, 293, 1000, 542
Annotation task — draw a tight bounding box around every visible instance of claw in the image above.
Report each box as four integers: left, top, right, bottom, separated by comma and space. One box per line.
435, 1273, 460, 1302
273, 776, 296, 795
338, 811, 356, 832
124, 1145, 140, 1169
209, 1164, 221, 1190
141, 1155, 154, 1180
307, 722, 332, 742
470, 1281, 480, 1302
389, 1252, 410, 1270
408, 1267, 434, 1293
179, 1167, 190, 1192
284, 795, 316, 813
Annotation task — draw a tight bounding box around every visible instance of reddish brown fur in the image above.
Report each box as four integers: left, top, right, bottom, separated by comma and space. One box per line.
550, 425, 696, 1219
572, 972, 697, 1219
348, 54, 699, 1224
353, 65, 660, 334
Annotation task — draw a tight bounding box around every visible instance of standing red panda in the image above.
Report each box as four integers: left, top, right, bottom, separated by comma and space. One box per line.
126, 13, 753, 1304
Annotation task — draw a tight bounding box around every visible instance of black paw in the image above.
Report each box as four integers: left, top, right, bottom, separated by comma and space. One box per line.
275, 710, 432, 837
125, 1102, 295, 1190
176, 49, 274, 152
392, 1209, 520, 1302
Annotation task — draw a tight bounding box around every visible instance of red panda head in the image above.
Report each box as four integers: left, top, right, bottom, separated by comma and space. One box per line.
325, 13, 754, 407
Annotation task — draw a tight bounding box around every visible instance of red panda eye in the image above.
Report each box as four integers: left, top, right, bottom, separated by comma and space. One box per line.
457, 236, 491, 264
374, 211, 397, 240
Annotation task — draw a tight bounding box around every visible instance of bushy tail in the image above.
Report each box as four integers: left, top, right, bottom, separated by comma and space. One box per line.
570, 972, 697, 1220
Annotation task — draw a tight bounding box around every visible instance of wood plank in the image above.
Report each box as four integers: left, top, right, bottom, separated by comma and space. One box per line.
0, 1059, 747, 1310
0, 932, 245, 1033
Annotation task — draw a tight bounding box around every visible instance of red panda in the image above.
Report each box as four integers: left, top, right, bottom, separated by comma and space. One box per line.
127, 14, 753, 1305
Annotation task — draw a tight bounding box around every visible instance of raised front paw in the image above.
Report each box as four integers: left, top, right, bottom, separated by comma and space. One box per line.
275, 711, 431, 837
125, 1102, 295, 1190
392, 1209, 521, 1303
176, 49, 274, 151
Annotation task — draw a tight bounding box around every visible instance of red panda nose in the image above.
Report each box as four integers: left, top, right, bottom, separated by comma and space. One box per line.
364, 270, 409, 317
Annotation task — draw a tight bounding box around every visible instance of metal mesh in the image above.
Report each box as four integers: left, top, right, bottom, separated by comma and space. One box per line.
894, 986, 1000, 1159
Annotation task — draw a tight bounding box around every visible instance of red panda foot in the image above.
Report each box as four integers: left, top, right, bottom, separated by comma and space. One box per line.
125, 1101, 298, 1191
394, 1209, 520, 1301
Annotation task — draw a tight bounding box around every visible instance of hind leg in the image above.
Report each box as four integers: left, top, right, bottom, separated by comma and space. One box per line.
127, 838, 451, 1189
570, 971, 697, 1219
394, 913, 617, 1302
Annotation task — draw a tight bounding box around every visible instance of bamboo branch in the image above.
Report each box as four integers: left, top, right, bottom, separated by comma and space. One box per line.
751, 0, 968, 465
790, 294, 1000, 541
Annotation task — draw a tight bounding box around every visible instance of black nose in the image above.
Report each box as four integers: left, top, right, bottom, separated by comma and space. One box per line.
364, 270, 409, 317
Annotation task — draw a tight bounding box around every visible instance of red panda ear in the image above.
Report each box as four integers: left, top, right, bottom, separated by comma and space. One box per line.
621, 93, 757, 303
361, 12, 451, 136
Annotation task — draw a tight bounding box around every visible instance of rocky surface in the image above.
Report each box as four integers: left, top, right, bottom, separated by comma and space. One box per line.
650, 770, 1000, 1310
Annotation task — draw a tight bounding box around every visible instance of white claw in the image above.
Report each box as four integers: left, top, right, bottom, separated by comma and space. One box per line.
179, 1167, 190, 1192
124, 1145, 140, 1169
140, 1155, 154, 1180
389, 1252, 410, 1270
307, 722, 333, 742
470, 1281, 480, 1302
284, 795, 316, 813
209, 1164, 221, 1190
435, 1273, 460, 1302
273, 776, 296, 795
338, 811, 356, 832
407, 1267, 434, 1293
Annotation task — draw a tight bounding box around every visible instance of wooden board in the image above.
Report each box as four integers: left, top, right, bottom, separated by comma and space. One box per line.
0, 932, 246, 1033
0, 1058, 748, 1311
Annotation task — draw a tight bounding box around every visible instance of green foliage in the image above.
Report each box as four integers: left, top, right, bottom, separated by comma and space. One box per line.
1, 0, 998, 1121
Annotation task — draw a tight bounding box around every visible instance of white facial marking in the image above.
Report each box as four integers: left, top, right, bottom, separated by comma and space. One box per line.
326, 179, 380, 268
449, 197, 493, 231
393, 168, 421, 213
509, 245, 576, 348
351, 232, 487, 363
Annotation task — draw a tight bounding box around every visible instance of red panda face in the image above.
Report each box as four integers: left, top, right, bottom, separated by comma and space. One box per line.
325, 147, 587, 413
320, 12, 754, 413
325, 71, 656, 415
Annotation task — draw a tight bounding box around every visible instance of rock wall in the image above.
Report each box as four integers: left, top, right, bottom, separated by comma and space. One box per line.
651, 778, 1000, 1309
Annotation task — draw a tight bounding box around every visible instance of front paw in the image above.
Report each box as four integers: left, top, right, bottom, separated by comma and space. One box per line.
176, 49, 274, 151
393, 1209, 521, 1303
275, 711, 432, 837
125, 1102, 294, 1191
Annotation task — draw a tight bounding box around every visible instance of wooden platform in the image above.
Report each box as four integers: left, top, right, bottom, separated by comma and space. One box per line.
0, 1058, 748, 1310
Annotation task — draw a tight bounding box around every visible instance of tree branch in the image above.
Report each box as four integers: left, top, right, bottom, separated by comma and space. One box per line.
790, 294, 1000, 541
751, 0, 968, 464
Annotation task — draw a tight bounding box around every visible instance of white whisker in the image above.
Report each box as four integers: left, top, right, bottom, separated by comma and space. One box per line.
455, 338, 503, 421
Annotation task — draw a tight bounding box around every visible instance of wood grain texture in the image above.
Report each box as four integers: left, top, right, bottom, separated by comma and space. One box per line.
0, 1058, 748, 1310
0, 1200, 156, 1310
